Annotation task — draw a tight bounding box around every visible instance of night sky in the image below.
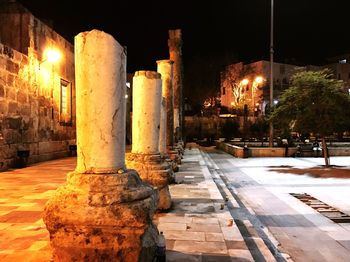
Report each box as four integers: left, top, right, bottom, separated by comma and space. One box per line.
17, 0, 350, 104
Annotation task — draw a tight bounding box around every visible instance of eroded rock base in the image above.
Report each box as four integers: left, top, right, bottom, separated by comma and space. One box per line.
43, 170, 158, 262
126, 153, 172, 210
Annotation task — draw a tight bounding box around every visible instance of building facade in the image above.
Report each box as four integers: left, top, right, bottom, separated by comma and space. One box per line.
220, 60, 303, 115
0, 1, 75, 170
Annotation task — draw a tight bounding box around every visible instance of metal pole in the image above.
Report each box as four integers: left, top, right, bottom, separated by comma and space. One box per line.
269, 0, 274, 147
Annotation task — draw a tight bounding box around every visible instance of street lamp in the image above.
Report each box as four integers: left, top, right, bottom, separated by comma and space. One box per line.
252, 76, 264, 114
241, 78, 249, 85
269, 0, 274, 147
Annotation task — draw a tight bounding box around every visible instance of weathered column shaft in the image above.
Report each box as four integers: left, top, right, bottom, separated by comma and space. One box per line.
44, 30, 158, 262
126, 70, 172, 210
75, 31, 125, 173
159, 97, 167, 154
168, 29, 183, 142
157, 59, 174, 147
157, 59, 180, 171
132, 71, 162, 154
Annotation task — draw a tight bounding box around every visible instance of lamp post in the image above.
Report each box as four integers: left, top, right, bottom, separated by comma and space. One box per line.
269, 0, 274, 147
252, 76, 263, 115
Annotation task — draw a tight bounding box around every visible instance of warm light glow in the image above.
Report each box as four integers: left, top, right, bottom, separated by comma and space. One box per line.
254, 76, 264, 84
125, 94, 128, 99
231, 101, 235, 106
241, 79, 249, 85
45, 48, 61, 63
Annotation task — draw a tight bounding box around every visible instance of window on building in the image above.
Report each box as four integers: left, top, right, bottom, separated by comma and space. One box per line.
338, 74, 341, 80
222, 86, 225, 95
60, 79, 72, 125
348, 72, 350, 79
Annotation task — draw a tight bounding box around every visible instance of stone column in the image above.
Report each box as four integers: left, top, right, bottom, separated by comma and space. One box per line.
157, 59, 180, 170
126, 71, 172, 210
43, 30, 158, 262
168, 29, 184, 145
159, 97, 167, 155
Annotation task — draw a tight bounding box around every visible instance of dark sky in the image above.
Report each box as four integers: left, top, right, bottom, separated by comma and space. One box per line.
17, 0, 350, 103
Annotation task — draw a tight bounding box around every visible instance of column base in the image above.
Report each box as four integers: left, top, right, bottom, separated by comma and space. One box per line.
168, 147, 181, 166
126, 153, 172, 210
176, 141, 185, 157
160, 153, 176, 182
43, 170, 158, 262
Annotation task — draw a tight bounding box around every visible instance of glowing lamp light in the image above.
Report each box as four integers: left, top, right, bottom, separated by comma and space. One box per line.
46, 49, 61, 63
39, 48, 61, 70
255, 76, 264, 84
241, 79, 249, 85
231, 102, 235, 106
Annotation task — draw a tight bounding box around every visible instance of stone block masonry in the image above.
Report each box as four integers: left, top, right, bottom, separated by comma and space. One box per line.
0, 2, 76, 170
0, 43, 75, 170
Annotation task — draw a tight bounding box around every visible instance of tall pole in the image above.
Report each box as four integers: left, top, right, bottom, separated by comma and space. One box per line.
269, 0, 274, 147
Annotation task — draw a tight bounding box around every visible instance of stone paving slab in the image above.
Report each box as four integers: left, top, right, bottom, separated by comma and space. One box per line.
0, 157, 75, 262
207, 147, 350, 262
0, 148, 253, 261
154, 147, 253, 261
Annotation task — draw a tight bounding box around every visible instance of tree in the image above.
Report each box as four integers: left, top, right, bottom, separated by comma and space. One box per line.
250, 117, 269, 146
221, 119, 240, 141
269, 69, 350, 166
221, 63, 254, 111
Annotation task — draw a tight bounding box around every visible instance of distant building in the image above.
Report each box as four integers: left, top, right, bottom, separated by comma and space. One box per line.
324, 54, 350, 94
0, 1, 75, 170
220, 60, 321, 115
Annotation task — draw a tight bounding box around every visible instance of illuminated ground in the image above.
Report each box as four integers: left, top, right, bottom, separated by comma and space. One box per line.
2, 147, 350, 261
204, 147, 350, 262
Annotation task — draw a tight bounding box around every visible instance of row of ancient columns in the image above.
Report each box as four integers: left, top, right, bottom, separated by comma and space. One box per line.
43, 29, 184, 261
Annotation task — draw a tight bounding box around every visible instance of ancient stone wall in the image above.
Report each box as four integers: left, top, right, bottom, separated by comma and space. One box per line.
0, 3, 75, 170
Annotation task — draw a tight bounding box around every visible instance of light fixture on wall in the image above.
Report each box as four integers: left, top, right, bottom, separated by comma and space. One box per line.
39, 48, 61, 69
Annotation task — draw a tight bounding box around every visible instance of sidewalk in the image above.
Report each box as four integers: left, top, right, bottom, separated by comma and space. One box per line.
0, 146, 269, 261
155, 146, 255, 261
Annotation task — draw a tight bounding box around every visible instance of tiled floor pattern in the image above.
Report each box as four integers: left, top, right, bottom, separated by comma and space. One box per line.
0, 158, 76, 261
0, 149, 255, 261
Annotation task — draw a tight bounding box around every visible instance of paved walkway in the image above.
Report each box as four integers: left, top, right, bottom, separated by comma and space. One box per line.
154, 146, 257, 261
5, 144, 349, 261
204, 147, 350, 262
0, 146, 262, 261
0, 158, 75, 261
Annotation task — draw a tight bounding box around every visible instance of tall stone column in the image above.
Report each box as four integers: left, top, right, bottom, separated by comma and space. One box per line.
159, 97, 167, 155
168, 29, 184, 144
43, 30, 158, 262
126, 71, 172, 210
157, 59, 180, 170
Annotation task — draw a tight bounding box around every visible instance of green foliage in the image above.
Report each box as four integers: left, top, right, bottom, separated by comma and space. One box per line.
269, 69, 350, 137
221, 119, 240, 140
250, 117, 269, 141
